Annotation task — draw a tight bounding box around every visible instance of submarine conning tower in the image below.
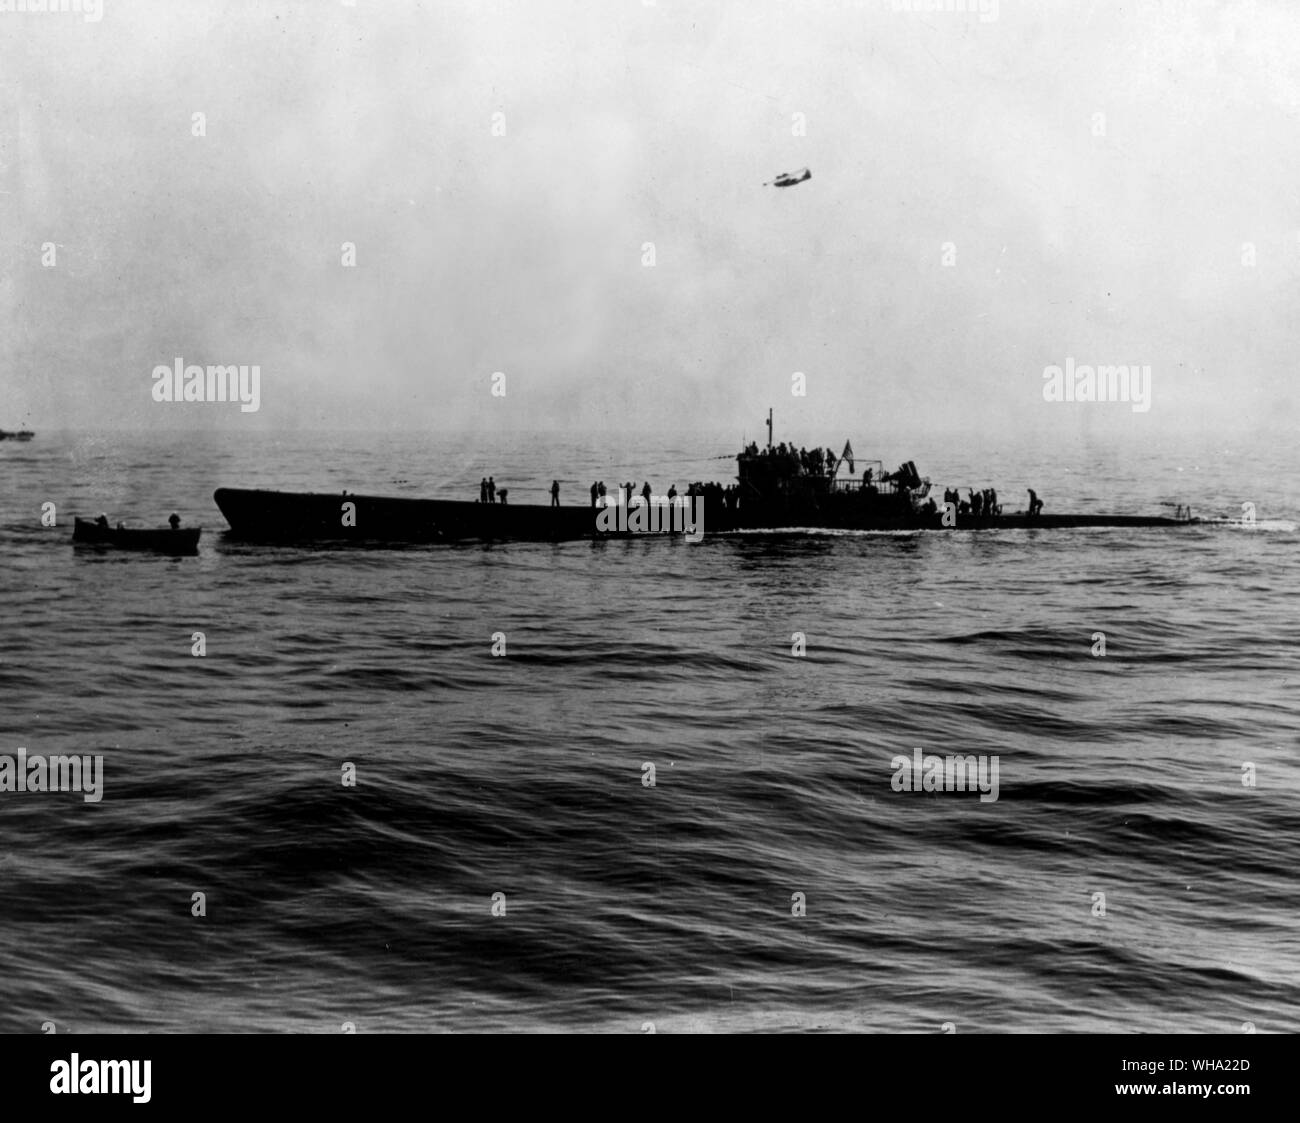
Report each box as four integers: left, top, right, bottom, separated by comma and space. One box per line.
732, 409, 930, 518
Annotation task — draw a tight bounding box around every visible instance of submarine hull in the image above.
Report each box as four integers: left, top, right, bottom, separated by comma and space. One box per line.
213, 487, 1197, 543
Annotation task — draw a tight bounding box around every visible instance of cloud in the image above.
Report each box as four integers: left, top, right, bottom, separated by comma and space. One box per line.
3, 0, 1297, 437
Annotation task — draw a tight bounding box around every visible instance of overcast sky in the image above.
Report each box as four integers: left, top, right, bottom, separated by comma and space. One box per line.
3, 0, 1298, 438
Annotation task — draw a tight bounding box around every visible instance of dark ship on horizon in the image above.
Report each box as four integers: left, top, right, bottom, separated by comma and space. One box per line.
213, 410, 1200, 544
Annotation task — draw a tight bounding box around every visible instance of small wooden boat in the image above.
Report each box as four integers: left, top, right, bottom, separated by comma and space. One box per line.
73, 517, 201, 556
0, 429, 34, 441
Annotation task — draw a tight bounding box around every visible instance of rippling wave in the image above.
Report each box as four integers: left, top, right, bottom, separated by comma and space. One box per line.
1, 429, 1297, 1032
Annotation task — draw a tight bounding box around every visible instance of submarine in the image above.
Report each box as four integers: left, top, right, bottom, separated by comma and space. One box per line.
213, 411, 1200, 544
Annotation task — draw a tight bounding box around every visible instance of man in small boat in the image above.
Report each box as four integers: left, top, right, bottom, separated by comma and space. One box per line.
487, 476, 496, 503
550, 480, 560, 507
1028, 488, 1043, 517
480, 478, 489, 503
95, 513, 109, 530
169, 513, 181, 530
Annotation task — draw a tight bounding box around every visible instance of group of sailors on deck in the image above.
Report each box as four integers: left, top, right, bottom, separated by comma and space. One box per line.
688, 480, 741, 511
580, 479, 740, 512
590, 481, 657, 507
943, 486, 1000, 517
478, 477, 507, 504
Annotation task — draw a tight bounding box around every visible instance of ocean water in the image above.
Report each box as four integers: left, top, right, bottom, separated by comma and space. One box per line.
1, 428, 1298, 1033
